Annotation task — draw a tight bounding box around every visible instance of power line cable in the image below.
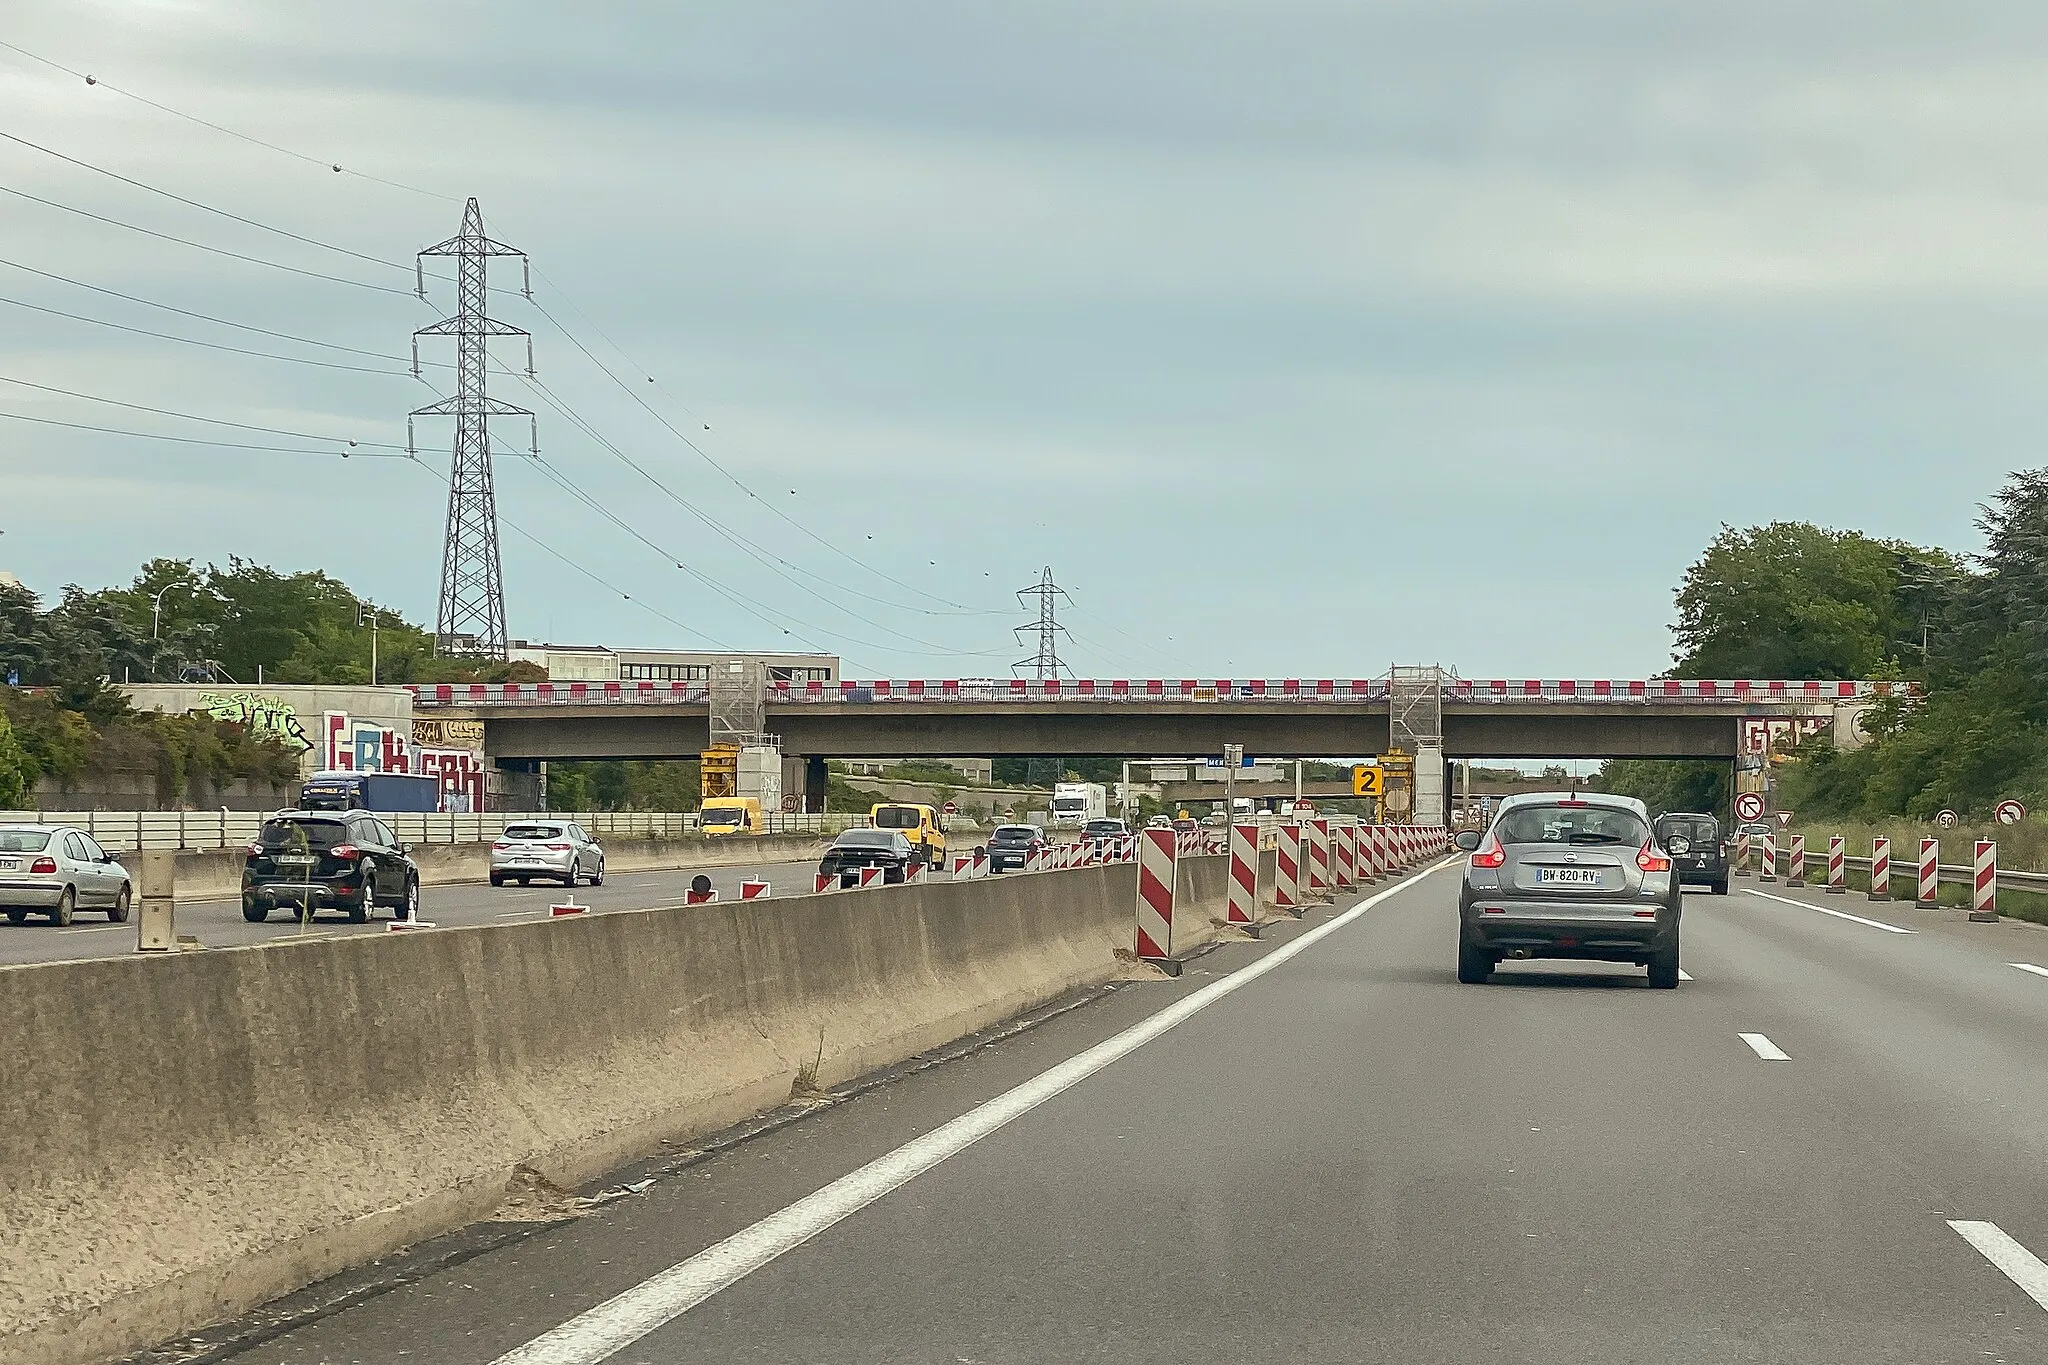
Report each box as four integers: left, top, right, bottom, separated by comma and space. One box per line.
0, 408, 403, 457
0, 39, 459, 203
0, 373, 405, 449
0, 185, 417, 295
0, 129, 412, 275
0, 254, 431, 364
0, 295, 417, 377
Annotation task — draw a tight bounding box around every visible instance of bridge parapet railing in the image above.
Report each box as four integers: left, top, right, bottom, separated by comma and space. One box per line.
412, 679, 1892, 707
4, 808, 863, 852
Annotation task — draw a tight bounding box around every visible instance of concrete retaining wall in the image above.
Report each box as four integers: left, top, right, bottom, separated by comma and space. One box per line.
119, 832, 834, 902
1, 855, 1236, 1365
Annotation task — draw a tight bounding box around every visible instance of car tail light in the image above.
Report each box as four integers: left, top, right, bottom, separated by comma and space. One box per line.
329, 844, 361, 860
1637, 842, 1671, 873
29, 856, 56, 875
246, 842, 263, 856
1468, 835, 1505, 869
545, 842, 572, 851
492, 841, 510, 851
1556, 799, 1588, 807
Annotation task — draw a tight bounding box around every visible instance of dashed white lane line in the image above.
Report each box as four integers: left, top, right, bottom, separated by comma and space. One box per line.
1744, 887, 1916, 934
485, 858, 1462, 1365
2011, 963, 2048, 979
1949, 1220, 2048, 1313
1738, 1032, 1791, 1061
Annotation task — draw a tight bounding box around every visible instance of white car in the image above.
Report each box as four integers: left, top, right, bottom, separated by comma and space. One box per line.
489, 820, 606, 887
0, 824, 132, 926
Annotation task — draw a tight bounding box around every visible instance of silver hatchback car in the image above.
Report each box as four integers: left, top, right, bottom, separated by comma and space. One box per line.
0, 824, 133, 926
1453, 792, 1681, 988
489, 820, 606, 887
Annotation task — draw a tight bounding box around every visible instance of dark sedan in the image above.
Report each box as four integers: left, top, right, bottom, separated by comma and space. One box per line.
986, 823, 1046, 873
818, 829, 922, 886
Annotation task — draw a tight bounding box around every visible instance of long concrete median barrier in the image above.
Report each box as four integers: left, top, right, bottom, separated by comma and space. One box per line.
112, 831, 833, 901
2, 850, 1263, 1365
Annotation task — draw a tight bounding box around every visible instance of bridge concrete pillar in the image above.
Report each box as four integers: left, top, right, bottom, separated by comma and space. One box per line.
1413, 745, 1447, 827
804, 755, 829, 814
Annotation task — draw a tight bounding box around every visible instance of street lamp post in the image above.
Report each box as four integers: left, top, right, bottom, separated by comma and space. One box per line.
150, 578, 194, 680
358, 604, 381, 686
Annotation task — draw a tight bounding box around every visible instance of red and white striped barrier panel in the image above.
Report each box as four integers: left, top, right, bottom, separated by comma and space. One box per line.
1868, 836, 1890, 901
973, 847, 989, 878
1786, 833, 1806, 886
549, 897, 586, 917
814, 872, 837, 893
1204, 829, 1227, 856
1972, 839, 1998, 921
949, 854, 975, 878
1025, 846, 1051, 873
1355, 824, 1379, 882
1732, 830, 1749, 877
1226, 822, 1260, 927
1134, 826, 1179, 968
1371, 824, 1390, 877
904, 861, 926, 884
1274, 823, 1304, 911
858, 866, 885, 889
739, 879, 771, 900
1824, 836, 1845, 894
1306, 819, 1332, 900
685, 887, 718, 905
1917, 837, 1939, 907
1333, 821, 1357, 892
1758, 833, 1777, 882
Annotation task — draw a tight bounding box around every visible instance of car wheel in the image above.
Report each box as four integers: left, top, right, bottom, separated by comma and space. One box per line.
1712, 878, 1729, 896
242, 901, 269, 923
1647, 936, 1681, 989
108, 885, 131, 923
490, 872, 504, 888
5, 907, 27, 925
346, 889, 370, 923
51, 887, 74, 927
1456, 939, 1492, 984
399, 877, 418, 921
591, 859, 604, 886
567, 859, 580, 887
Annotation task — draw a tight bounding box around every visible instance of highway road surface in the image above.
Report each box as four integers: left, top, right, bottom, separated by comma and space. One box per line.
133, 863, 2048, 1364
0, 857, 824, 969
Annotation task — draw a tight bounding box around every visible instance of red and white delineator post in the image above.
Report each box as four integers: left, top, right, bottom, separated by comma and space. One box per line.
1134, 826, 1182, 975
1786, 833, 1807, 886
1916, 837, 1939, 908
1306, 819, 1332, 902
1824, 836, 1845, 894
1273, 823, 1304, 913
1333, 820, 1357, 892
1732, 830, 1750, 877
1225, 821, 1261, 936
1971, 839, 1999, 922
1758, 833, 1777, 882
1868, 836, 1890, 902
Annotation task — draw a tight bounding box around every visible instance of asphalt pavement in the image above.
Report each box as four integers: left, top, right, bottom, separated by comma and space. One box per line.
130, 862, 2048, 1364
0, 857, 824, 969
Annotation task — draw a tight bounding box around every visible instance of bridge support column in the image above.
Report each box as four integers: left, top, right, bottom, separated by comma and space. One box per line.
805, 755, 828, 815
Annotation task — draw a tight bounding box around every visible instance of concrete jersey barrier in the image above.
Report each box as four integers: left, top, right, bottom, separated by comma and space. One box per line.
1, 851, 1262, 1365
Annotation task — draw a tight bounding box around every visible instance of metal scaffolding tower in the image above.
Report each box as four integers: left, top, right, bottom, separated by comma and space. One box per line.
409, 197, 536, 659
1012, 566, 1072, 679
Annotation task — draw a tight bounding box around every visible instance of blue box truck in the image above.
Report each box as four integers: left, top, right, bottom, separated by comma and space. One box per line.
299, 770, 443, 813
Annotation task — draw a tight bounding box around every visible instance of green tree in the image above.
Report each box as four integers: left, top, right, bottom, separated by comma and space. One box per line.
0, 709, 33, 807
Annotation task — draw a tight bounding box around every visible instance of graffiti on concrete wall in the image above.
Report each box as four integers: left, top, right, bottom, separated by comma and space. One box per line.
322, 710, 488, 809
197, 691, 313, 753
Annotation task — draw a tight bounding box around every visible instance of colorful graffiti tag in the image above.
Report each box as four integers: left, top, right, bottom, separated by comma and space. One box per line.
197, 691, 313, 752
322, 711, 487, 809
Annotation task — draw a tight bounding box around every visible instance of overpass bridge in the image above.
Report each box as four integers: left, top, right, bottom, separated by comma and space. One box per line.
412, 676, 1883, 764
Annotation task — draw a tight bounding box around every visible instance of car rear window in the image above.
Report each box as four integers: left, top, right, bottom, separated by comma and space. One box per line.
872, 807, 922, 829
1656, 816, 1719, 845
0, 829, 51, 853
991, 825, 1038, 840
1495, 803, 1649, 847
836, 830, 897, 848
1084, 821, 1124, 835
504, 824, 564, 841
258, 819, 349, 850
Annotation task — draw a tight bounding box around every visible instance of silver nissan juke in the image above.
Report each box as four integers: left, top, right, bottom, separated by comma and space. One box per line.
1453, 791, 1682, 988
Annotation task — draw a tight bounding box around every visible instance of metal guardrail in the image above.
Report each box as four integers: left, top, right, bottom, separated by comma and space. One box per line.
1744, 850, 2048, 895
0, 809, 865, 853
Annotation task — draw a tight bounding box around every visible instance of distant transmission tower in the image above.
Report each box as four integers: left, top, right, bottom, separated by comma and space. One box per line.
1012, 566, 1072, 679
408, 197, 536, 659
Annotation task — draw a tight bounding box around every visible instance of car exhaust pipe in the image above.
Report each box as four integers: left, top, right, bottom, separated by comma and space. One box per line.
1506, 947, 1533, 960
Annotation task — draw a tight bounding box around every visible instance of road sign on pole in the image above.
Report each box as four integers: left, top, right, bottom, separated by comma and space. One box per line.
1734, 792, 1765, 823
1936, 808, 1960, 829
1996, 799, 2027, 825
1351, 764, 1383, 798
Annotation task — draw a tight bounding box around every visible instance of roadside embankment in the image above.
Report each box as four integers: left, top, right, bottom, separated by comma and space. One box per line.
1, 853, 1246, 1365
111, 831, 834, 901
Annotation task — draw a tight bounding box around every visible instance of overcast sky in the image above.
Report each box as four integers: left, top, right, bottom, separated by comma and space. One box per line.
4, 1, 2046, 679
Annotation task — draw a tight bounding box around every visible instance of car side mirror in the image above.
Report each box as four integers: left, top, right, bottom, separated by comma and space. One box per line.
400, 843, 413, 856
1453, 830, 1482, 851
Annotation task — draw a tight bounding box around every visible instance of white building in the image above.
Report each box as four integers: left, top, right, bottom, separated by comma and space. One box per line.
506, 642, 838, 686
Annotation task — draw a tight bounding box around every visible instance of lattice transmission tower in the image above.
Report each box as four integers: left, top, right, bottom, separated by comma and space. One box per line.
1012, 566, 1073, 680
408, 197, 536, 659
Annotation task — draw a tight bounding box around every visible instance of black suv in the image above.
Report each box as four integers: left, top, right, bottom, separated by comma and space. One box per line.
1654, 811, 1728, 896
243, 810, 421, 923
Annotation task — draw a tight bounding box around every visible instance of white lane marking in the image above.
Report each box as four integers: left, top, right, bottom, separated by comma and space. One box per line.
2011, 963, 2048, 979
1744, 887, 1915, 934
1949, 1220, 2048, 1313
487, 858, 1461, 1365
58, 924, 128, 934
1738, 1032, 1790, 1061
1678, 969, 1694, 982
